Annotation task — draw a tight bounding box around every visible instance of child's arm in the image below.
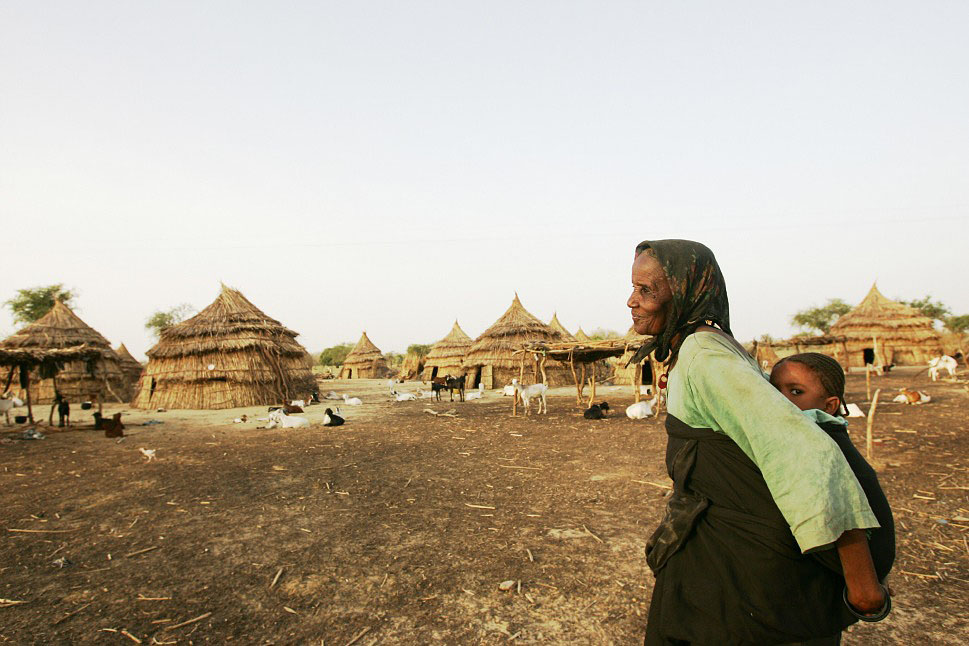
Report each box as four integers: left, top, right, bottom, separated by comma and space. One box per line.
837, 529, 887, 613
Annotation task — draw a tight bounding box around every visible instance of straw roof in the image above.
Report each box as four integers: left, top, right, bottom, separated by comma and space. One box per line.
116, 343, 143, 380
342, 332, 384, 368
132, 285, 315, 409
574, 327, 591, 342
0, 300, 126, 403
548, 313, 576, 342
464, 295, 564, 369
830, 284, 941, 342
424, 321, 473, 368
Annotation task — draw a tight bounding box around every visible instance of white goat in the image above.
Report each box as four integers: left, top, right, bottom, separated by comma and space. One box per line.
391, 389, 417, 402
502, 384, 517, 397
626, 395, 659, 420
342, 394, 363, 406
323, 391, 342, 400
290, 399, 306, 408
512, 379, 548, 415
266, 409, 311, 429
928, 355, 958, 381
0, 394, 24, 425
466, 384, 485, 401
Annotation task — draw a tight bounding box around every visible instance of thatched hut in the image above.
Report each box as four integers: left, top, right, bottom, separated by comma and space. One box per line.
463, 295, 570, 389
0, 301, 127, 406
132, 285, 316, 410
766, 285, 943, 369
548, 313, 576, 342
397, 350, 426, 381
115, 344, 143, 398
574, 327, 592, 342
612, 326, 653, 385
421, 321, 473, 381
339, 332, 389, 379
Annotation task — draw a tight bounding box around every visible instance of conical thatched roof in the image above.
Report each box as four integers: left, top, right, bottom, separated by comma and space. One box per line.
464, 294, 564, 368
2, 301, 117, 353
342, 332, 383, 367
548, 313, 576, 342
0, 300, 126, 403
830, 284, 941, 343
132, 285, 315, 409
115, 343, 143, 381
424, 321, 473, 367
574, 327, 591, 342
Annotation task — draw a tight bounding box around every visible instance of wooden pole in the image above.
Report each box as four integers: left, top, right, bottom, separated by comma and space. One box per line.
569, 354, 581, 406
865, 365, 871, 401
866, 389, 881, 459
578, 363, 586, 400
2, 366, 15, 394
24, 369, 34, 423
48, 374, 59, 425
634, 362, 642, 403
539, 354, 548, 385
587, 375, 596, 408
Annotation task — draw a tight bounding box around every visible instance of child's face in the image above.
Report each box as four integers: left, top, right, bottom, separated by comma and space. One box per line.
769, 361, 841, 415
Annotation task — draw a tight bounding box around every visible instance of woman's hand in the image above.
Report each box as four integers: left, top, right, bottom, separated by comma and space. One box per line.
846, 580, 887, 614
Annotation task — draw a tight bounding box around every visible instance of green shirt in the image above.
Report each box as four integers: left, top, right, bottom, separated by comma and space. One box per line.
666, 330, 879, 553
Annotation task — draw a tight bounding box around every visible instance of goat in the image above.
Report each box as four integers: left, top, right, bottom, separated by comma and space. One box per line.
465, 384, 485, 401
844, 403, 866, 418
266, 409, 311, 429
342, 394, 363, 406
93, 412, 125, 437
512, 378, 548, 415
56, 395, 71, 428
502, 384, 517, 397
290, 399, 306, 408
584, 401, 610, 419
323, 390, 342, 400
893, 388, 931, 405
430, 377, 447, 402
0, 393, 24, 426
445, 374, 466, 402
322, 407, 345, 427
283, 403, 304, 414
928, 355, 958, 381
391, 389, 417, 402
626, 396, 658, 420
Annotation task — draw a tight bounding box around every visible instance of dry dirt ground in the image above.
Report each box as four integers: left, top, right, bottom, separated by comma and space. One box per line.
2, 370, 967, 645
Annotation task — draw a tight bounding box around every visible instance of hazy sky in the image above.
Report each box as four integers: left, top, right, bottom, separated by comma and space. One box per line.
2, 1, 967, 359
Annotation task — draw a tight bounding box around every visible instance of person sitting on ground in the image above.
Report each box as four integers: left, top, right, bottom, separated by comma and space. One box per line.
770, 353, 895, 608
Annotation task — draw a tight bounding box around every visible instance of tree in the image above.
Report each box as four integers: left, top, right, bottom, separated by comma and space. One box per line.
4, 284, 77, 325
944, 314, 969, 335
790, 299, 852, 335
406, 343, 431, 357
384, 352, 404, 368
319, 343, 354, 366
589, 327, 622, 340
145, 304, 195, 339
898, 295, 951, 324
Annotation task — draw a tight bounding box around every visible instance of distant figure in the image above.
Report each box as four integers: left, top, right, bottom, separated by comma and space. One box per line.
94, 412, 125, 438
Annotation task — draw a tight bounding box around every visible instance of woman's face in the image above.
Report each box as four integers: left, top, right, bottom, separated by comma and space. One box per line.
628, 252, 673, 336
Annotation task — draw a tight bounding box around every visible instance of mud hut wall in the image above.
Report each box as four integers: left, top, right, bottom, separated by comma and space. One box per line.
7, 360, 128, 405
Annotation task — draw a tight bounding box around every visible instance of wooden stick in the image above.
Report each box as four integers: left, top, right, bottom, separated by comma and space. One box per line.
163, 611, 212, 631
569, 354, 580, 406
539, 354, 548, 385
52, 601, 93, 625
345, 626, 372, 646
120, 629, 142, 644
866, 389, 881, 459
464, 503, 496, 510
634, 362, 642, 403
866, 365, 871, 401
578, 363, 586, 400
125, 546, 159, 558
270, 567, 284, 588
8, 528, 78, 534
583, 524, 603, 544
497, 464, 541, 470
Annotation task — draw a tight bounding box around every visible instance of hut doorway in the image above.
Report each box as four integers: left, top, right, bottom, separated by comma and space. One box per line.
470, 366, 482, 389
431, 367, 439, 380
346, 368, 352, 379
642, 362, 653, 385
863, 348, 875, 365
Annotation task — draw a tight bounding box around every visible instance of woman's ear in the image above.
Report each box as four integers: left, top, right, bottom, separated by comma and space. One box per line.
823, 396, 841, 415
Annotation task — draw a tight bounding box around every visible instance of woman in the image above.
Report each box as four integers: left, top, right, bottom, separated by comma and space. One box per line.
628, 240, 889, 645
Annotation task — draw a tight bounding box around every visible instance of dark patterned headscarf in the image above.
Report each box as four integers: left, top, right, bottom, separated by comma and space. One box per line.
629, 239, 731, 365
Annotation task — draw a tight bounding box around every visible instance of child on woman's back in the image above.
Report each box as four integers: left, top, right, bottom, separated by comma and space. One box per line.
770, 353, 895, 617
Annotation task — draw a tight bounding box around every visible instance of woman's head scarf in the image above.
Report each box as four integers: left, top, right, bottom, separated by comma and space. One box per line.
629, 239, 731, 365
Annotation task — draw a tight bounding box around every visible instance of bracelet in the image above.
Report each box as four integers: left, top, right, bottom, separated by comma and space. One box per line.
843, 585, 892, 622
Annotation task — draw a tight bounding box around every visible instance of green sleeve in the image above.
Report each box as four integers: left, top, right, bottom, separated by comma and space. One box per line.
675, 333, 879, 553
